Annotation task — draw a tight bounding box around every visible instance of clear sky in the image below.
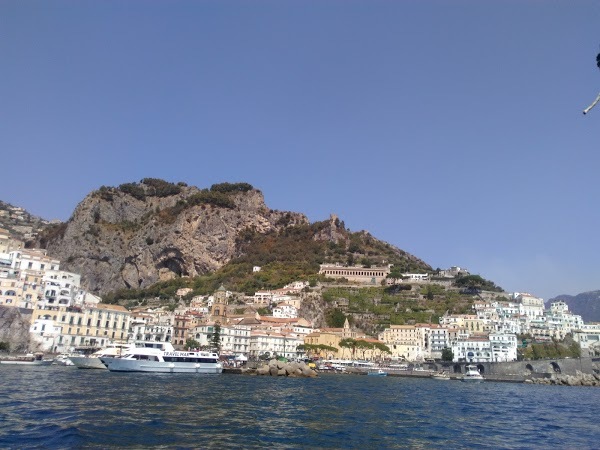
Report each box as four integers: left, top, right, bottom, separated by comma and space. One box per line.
2, 1, 600, 301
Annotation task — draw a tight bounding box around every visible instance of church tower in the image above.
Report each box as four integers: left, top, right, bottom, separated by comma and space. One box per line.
210, 285, 228, 321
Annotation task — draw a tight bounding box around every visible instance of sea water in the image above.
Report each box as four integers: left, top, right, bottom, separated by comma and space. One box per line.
0, 365, 598, 449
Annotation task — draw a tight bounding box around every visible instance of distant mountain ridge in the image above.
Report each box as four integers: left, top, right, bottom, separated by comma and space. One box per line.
549, 291, 600, 323
18, 179, 432, 295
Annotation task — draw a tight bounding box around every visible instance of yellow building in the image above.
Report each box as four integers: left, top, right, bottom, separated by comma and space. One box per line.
32, 303, 131, 352
303, 319, 383, 360
0, 277, 23, 307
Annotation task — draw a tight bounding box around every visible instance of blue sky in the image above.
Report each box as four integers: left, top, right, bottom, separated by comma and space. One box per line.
2, 1, 600, 301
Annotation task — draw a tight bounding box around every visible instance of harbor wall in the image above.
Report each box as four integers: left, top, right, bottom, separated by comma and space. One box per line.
433, 357, 595, 377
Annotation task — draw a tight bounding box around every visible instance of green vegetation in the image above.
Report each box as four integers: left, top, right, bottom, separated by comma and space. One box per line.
321, 285, 475, 334
337, 338, 391, 359
210, 182, 254, 193
519, 338, 581, 360
453, 274, 503, 293
325, 309, 349, 328
118, 183, 147, 201
298, 344, 338, 358
184, 338, 201, 350
441, 347, 454, 361
140, 178, 182, 197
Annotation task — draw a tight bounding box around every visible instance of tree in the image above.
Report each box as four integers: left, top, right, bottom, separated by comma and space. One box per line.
373, 342, 391, 360
325, 308, 347, 328
441, 347, 454, 362
339, 338, 353, 359
355, 340, 374, 360
339, 338, 358, 360
211, 324, 222, 353
317, 344, 338, 359
184, 338, 201, 350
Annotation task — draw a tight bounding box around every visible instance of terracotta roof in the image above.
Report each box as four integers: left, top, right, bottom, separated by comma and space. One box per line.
95, 303, 129, 312
259, 316, 297, 323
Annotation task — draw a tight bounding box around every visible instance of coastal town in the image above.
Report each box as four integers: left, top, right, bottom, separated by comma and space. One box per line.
1, 225, 599, 369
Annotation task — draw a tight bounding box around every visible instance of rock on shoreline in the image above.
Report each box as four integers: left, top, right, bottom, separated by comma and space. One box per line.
526, 370, 600, 387
245, 359, 318, 378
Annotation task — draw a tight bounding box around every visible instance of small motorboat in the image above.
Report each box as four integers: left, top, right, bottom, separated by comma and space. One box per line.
430, 371, 450, 380
461, 365, 484, 382
367, 368, 388, 376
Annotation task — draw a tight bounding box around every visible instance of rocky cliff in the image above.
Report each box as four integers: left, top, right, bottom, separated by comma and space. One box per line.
39, 180, 309, 295
0, 306, 35, 353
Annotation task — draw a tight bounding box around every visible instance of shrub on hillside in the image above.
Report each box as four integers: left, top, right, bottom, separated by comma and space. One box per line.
210, 182, 253, 193
141, 178, 182, 197
118, 183, 146, 201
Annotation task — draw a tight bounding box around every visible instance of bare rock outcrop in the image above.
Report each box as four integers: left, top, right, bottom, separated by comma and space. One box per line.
249, 359, 318, 378
526, 370, 600, 387
40, 181, 308, 295
0, 306, 35, 353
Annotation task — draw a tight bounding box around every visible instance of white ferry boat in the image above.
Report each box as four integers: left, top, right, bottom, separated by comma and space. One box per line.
100, 342, 223, 374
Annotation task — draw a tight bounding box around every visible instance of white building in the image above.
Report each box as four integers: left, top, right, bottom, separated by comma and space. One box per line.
249, 331, 303, 360
190, 323, 251, 358
451, 333, 518, 363
572, 323, 600, 356
39, 270, 81, 309
272, 303, 298, 319
253, 290, 274, 306
29, 318, 63, 352
514, 293, 545, 321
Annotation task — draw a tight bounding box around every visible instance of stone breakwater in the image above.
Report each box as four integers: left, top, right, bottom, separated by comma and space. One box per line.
525, 370, 600, 387
243, 359, 318, 378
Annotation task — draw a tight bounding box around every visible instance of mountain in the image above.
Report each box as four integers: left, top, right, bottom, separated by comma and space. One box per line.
30, 179, 432, 296
549, 291, 600, 323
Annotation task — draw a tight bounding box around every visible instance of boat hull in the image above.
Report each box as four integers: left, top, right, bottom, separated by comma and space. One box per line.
100, 357, 223, 374
69, 356, 107, 370
0, 359, 50, 366
460, 376, 484, 382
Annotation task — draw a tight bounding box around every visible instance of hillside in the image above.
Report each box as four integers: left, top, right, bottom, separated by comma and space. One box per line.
31, 179, 432, 296
549, 291, 600, 323
0, 200, 52, 241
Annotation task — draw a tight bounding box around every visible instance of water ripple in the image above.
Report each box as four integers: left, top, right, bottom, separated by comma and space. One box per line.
0, 366, 599, 448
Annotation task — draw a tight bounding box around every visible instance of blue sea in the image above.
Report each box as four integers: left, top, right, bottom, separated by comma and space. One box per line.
0, 365, 598, 449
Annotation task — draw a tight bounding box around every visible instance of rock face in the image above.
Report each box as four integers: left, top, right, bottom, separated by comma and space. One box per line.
40, 181, 308, 295
0, 306, 35, 353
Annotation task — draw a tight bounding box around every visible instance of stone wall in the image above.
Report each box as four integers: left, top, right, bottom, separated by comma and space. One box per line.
433, 357, 595, 377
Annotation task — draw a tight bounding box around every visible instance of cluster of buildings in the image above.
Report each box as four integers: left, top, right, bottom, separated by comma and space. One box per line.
2, 227, 599, 362
373, 292, 599, 364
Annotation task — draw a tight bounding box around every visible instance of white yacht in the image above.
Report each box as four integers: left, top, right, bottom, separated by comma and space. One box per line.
461, 365, 484, 382
69, 344, 134, 369
100, 342, 223, 374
